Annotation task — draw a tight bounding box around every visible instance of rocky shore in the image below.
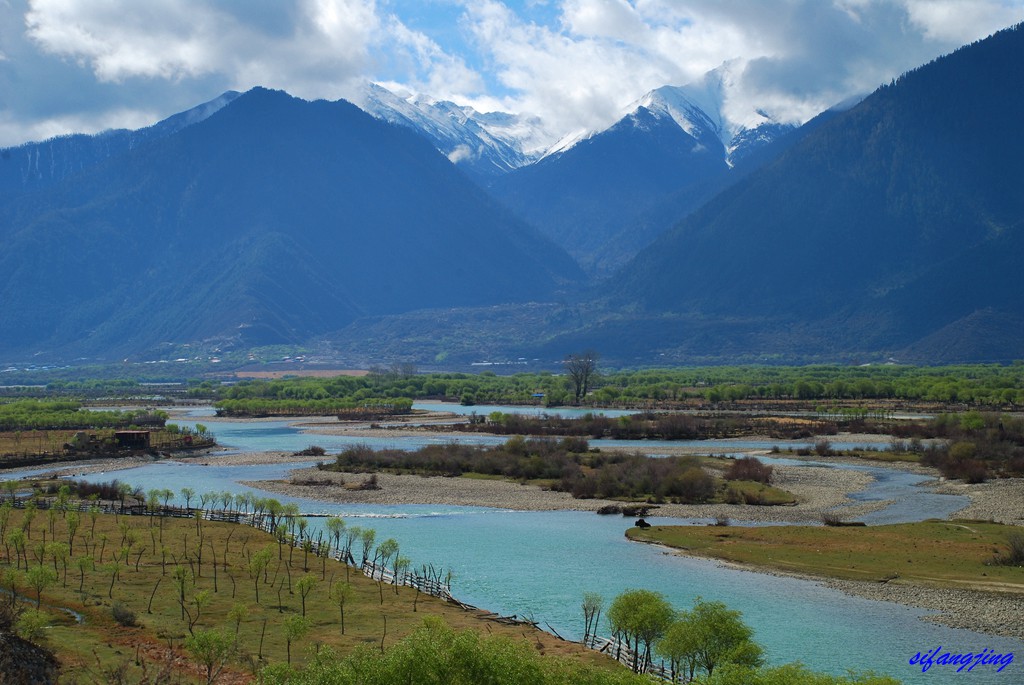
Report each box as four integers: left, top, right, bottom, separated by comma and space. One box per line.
826, 577, 1024, 641
936, 477, 1024, 525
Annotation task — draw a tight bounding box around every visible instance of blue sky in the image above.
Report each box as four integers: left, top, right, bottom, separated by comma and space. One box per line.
2, 0, 1024, 148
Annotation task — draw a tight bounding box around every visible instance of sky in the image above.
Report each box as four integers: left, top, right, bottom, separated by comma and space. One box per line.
2, 0, 1023, 148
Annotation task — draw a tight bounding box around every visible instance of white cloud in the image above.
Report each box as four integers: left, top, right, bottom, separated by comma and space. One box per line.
447, 143, 475, 163
451, 0, 1024, 140
23, 0, 381, 96
2, 0, 1023, 148
459, 0, 688, 137
903, 0, 1024, 43
382, 15, 485, 97
0, 106, 159, 146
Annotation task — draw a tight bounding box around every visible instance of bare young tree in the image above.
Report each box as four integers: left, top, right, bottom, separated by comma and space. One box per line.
582, 591, 604, 647
565, 351, 598, 404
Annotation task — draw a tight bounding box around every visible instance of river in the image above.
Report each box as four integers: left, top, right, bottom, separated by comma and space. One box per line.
6, 407, 1021, 683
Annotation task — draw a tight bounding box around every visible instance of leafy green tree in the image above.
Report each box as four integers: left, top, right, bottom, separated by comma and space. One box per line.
682, 597, 763, 678
325, 516, 346, 551
0, 501, 12, 546
65, 511, 80, 554
7, 529, 26, 569
245, 550, 269, 606
25, 564, 57, 608
15, 609, 50, 642
187, 589, 213, 634
44, 542, 69, 587
295, 574, 318, 617
102, 561, 120, 599
2, 567, 21, 608
360, 528, 377, 567
607, 589, 674, 672
393, 555, 411, 595
284, 615, 311, 665
656, 611, 701, 681
330, 579, 352, 635
20, 500, 37, 537
227, 602, 249, 647
76, 555, 93, 593
185, 628, 234, 685
376, 538, 399, 572
172, 565, 192, 619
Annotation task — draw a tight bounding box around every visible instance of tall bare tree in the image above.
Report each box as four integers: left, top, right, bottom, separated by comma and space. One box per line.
565, 351, 598, 405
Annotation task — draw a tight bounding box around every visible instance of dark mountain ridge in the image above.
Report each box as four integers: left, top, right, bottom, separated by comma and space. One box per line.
0, 91, 241, 198
0, 88, 581, 359
488, 106, 731, 274
596, 22, 1024, 362
334, 23, 1024, 368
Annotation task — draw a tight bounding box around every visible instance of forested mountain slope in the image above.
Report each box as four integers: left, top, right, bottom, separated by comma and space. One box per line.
0, 88, 581, 359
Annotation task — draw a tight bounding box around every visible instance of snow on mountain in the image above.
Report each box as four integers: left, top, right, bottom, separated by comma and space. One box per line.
143, 90, 241, 139
553, 63, 794, 166
540, 128, 595, 160
349, 67, 799, 179
350, 83, 547, 180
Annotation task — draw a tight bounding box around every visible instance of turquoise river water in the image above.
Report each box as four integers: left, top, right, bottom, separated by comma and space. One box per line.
6, 407, 1021, 683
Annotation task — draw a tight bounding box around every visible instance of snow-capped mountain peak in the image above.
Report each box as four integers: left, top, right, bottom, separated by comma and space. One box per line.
350, 83, 546, 180
625, 63, 787, 164
535, 62, 791, 166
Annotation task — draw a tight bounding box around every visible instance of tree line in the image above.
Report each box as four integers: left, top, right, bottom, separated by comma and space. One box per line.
207, 363, 1024, 412
0, 400, 167, 431
460, 411, 840, 440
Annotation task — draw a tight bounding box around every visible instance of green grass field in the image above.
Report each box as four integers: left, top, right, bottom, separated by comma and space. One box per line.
1, 505, 613, 683
628, 520, 1024, 591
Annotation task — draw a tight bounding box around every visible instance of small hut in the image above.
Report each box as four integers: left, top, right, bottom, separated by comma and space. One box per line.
114, 431, 151, 450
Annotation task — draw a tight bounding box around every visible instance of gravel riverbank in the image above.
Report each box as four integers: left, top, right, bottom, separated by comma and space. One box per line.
639, 548, 1024, 642
237, 460, 885, 524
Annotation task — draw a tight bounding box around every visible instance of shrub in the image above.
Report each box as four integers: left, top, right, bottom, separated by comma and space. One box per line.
65, 479, 127, 501
15, 610, 50, 642
741, 489, 766, 505
112, 603, 137, 627
821, 511, 844, 526
724, 457, 773, 484
559, 436, 590, 453
355, 474, 380, 491
669, 468, 716, 503
990, 532, 1024, 566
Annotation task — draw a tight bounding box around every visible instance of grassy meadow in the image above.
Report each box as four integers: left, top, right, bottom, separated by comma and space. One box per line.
0, 503, 612, 683
628, 520, 1024, 590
